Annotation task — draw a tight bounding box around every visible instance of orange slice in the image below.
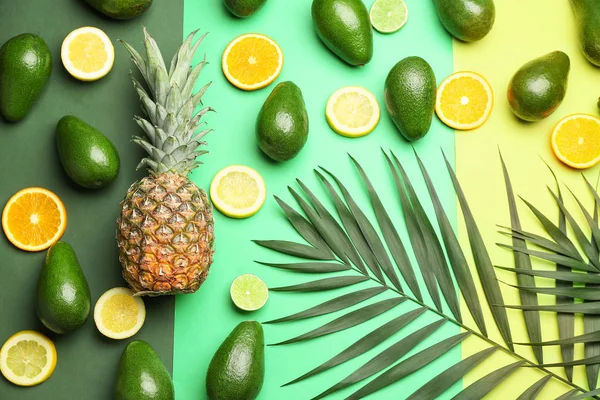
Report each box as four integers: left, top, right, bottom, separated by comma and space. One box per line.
2, 188, 67, 252
435, 71, 494, 130
551, 114, 600, 169
222, 33, 283, 91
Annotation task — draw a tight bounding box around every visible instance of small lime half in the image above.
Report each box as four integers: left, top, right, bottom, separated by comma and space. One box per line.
230, 274, 269, 311
370, 0, 408, 34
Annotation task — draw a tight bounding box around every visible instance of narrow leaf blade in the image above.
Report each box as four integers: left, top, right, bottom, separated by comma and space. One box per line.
495, 266, 600, 284
515, 375, 552, 400
253, 240, 336, 260
256, 261, 349, 273
451, 360, 523, 400
503, 302, 600, 314
270, 276, 369, 292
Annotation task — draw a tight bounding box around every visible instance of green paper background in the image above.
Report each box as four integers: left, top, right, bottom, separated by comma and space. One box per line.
0, 1, 182, 398
177, 0, 458, 398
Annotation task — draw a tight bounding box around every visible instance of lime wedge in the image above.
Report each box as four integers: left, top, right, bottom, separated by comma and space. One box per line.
230, 274, 269, 311
370, 0, 408, 34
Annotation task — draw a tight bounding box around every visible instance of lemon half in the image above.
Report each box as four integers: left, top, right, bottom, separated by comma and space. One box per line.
94, 287, 146, 340
210, 165, 266, 219
0, 330, 57, 387
326, 86, 380, 138
61, 26, 114, 81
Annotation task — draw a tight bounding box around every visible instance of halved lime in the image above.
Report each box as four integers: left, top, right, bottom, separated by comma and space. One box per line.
370, 0, 408, 34
230, 274, 269, 311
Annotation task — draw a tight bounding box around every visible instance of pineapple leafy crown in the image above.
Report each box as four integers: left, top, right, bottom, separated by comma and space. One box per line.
121, 28, 213, 176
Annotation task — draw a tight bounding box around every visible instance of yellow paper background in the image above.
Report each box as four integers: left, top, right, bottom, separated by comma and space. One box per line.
454, 0, 600, 397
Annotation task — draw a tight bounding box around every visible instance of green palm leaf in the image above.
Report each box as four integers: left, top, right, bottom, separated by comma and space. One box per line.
503, 301, 600, 314
516, 376, 552, 400
513, 329, 600, 346
253, 240, 336, 260
271, 297, 405, 345
452, 360, 523, 400
498, 226, 573, 256
500, 282, 600, 301
556, 389, 583, 400
255, 261, 350, 273
443, 153, 513, 350
283, 307, 427, 386
270, 276, 369, 292
497, 244, 597, 272
500, 153, 542, 363
406, 348, 499, 400
495, 266, 600, 284
572, 387, 600, 399
264, 286, 386, 324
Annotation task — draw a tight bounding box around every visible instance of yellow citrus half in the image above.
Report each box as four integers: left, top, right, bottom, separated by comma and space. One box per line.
435, 71, 494, 130
210, 165, 266, 219
551, 113, 600, 169
222, 33, 283, 91
61, 26, 114, 81
0, 330, 57, 387
2, 187, 67, 252
94, 287, 146, 340
326, 86, 380, 138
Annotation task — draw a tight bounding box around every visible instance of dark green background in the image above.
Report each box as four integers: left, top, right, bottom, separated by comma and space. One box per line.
0, 1, 182, 398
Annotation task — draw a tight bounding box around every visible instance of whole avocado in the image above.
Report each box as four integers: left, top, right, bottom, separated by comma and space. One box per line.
384, 56, 436, 141
0, 33, 52, 122
206, 321, 264, 400
56, 115, 120, 189
570, 0, 600, 67
36, 242, 91, 334
433, 0, 495, 42
115, 341, 175, 400
312, 0, 373, 66
256, 81, 309, 162
83, 0, 152, 19
223, 0, 267, 17
507, 51, 570, 122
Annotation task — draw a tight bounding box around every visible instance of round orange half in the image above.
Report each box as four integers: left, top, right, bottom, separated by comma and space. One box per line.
551, 113, 600, 169
436, 71, 494, 130
222, 33, 283, 91
2, 188, 67, 252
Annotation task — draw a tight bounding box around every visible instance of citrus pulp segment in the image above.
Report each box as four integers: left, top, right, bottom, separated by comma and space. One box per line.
210, 165, 267, 218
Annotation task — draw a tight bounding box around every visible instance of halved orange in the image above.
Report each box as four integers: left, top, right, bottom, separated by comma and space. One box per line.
2, 188, 67, 252
435, 71, 494, 130
551, 114, 600, 169
222, 33, 283, 91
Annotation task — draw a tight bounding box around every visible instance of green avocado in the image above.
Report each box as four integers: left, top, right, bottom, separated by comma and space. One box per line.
570, 0, 600, 67
312, 0, 373, 66
223, 0, 267, 17
56, 115, 120, 189
0, 33, 52, 122
507, 51, 570, 122
36, 242, 91, 334
206, 321, 264, 400
256, 81, 309, 162
433, 0, 495, 42
83, 0, 152, 19
384, 56, 436, 141
115, 341, 175, 400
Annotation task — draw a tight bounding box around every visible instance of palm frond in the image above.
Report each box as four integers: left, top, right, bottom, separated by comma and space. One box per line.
515, 375, 552, 400
270, 276, 368, 292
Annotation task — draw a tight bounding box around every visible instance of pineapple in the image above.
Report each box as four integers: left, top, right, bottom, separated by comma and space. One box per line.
117, 28, 215, 296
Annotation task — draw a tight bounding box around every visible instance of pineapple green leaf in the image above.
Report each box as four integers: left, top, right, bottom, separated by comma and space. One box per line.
497, 244, 597, 272
274, 196, 333, 256
452, 360, 523, 400
253, 240, 337, 260
314, 319, 448, 400
120, 39, 149, 83
515, 376, 552, 400
349, 155, 413, 294
495, 265, 600, 284
270, 297, 405, 346
264, 286, 386, 324
255, 261, 349, 273
513, 328, 600, 346
500, 281, 600, 301
503, 301, 600, 314
382, 151, 442, 311
288, 185, 353, 267
314, 171, 375, 276
192, 82, 212, 108
500, 153, 543, 362
346, 332, 471, 400
406, 347, 499, 400
182, 56, 207, 99
269, 276, 369, 292
283, 307, 427, 387
415, 151, 487, 335
443, 152, 514, 350
392, 150, 461, 320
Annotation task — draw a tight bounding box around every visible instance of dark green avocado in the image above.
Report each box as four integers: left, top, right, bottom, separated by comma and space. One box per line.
312, 0, 373, 66
384, 56, 437, 141
115, 341, 175, 400
206, 321, 265, 400
0, 33, 52, 122
433, 0, 495, 42
36, 242, 91, 334
223, 0, 267, 17
507, 51, 570, 121
256, 81, 309, 162
56, 115, 120, 189
570, 0, 600, 66
83, 0, 152, 19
